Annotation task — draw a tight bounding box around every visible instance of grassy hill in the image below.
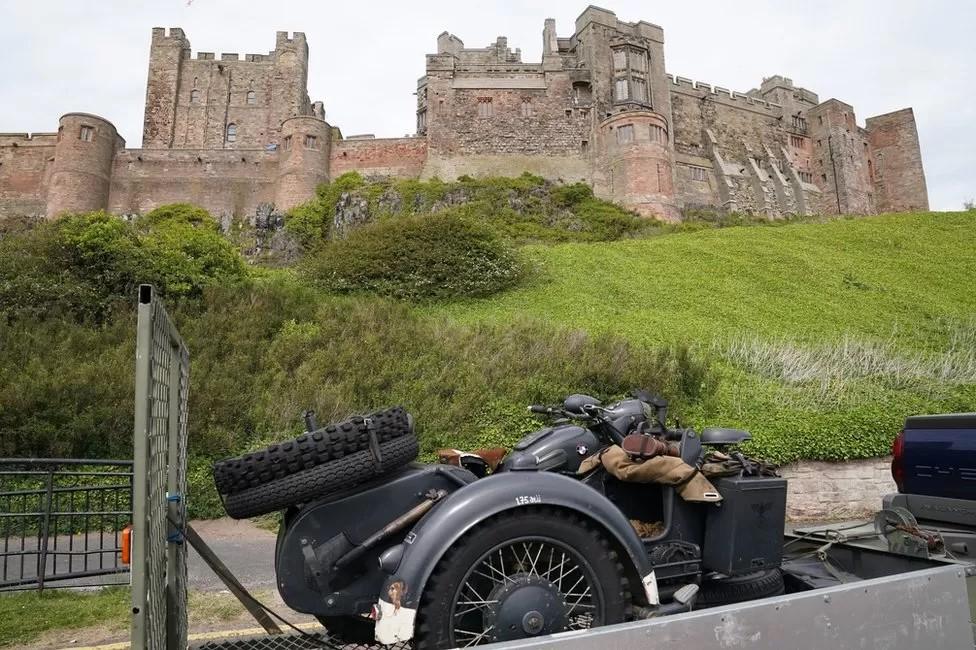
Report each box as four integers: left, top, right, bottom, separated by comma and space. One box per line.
2, 193, 974, 519
426, 212, 976, 464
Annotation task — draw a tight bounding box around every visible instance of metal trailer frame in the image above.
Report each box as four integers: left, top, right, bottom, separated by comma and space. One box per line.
483, 564, 973, 650
130, 285, 190, 650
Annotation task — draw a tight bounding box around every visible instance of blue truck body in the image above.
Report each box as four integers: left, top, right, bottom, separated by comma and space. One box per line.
897, 413, 976, 500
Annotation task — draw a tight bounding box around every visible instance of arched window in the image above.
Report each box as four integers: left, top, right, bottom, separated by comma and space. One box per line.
246, 90, 256, 105
190, 89, 200, 103
226, 123, 237, 143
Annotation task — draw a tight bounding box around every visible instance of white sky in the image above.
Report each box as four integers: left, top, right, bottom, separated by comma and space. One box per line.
1, 0, 972, 210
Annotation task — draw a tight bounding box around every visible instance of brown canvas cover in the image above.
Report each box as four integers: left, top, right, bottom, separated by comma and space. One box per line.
579, 445, 722, 503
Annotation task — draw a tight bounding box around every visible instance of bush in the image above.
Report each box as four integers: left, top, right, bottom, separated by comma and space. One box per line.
0, 205, 247, 321
284, 173, 644, 248
302, 212, 524, 300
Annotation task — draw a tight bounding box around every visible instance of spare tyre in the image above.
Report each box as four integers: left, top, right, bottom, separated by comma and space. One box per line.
697, 568, 785, 607
213, 406, 412, 495
222, 432, 419, 519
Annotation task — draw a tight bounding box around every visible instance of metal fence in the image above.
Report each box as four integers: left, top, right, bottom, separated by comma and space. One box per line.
130, 284, 190, 650
0, 458, 132, 591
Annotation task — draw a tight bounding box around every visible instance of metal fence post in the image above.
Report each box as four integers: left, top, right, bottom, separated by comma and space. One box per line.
36, 470, 53, 593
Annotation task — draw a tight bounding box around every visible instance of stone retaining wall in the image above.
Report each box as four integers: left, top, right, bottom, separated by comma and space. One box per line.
779, 457, 895, 521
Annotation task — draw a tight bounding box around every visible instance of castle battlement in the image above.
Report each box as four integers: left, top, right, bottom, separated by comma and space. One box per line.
0, 8, 929, 221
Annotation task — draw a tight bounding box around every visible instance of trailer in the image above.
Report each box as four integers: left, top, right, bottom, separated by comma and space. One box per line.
128, 285, 975, 649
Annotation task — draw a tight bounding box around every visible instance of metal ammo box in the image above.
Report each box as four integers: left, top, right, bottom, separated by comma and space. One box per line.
703, 475, 787, 575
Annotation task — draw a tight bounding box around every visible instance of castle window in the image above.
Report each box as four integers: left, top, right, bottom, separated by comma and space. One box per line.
191, 89, 200, 103
822, 173, 827, 182
650, 124, 667, 144
791, 115, 807, 131
611, 46, 650, 106
417, 110, 427, 133
79, 125, 94, 142
616, 124, 634, 144
581, 139, 589, 153
799, 171, 813, 183
520, 99, 532, 118
226, 123, 237, 143
690, 166, 708, 182
868, 159, 873, 179
614, 79, 629, 101
246, 90, 256, 105
304, 134, 319, 149
477, 97, 493, 118
790, 135, 805, 148
283, 135, 292, 150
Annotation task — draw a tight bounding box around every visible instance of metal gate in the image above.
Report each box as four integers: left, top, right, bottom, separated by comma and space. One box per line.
0, 458, 132, 591
130, 284, 190, 650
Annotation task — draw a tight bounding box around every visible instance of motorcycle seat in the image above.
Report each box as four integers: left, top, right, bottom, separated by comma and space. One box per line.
700, 427, 751, 445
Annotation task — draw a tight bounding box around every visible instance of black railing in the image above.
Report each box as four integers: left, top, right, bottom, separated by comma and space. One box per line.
0, 458, 133, 591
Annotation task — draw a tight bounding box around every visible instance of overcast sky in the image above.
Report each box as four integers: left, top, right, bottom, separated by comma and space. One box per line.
1, 0, 972, 210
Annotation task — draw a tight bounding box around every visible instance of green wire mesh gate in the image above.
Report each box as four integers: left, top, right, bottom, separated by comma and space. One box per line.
130, 285, 190, 650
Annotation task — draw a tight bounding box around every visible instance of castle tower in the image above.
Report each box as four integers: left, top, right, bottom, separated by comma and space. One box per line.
47, 113, 123, 217
599, 111, 677, 219
271, 32, 311, 130
275, 116, 330, 210
142, 27, 190, 149
575, 7, 678, 219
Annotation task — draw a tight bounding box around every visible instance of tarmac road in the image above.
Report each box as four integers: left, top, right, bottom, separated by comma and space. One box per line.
186, 517, 280, 592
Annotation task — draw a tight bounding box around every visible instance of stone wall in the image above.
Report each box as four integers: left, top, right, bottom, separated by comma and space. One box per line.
779, 457, 896, 521
867, 108, 929, 212
0, 133, 55, 218
107, 148, 278, 217
331, 137, 428, 179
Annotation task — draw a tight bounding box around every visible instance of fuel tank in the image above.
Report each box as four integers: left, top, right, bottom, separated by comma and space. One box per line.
497, 423, 602, 474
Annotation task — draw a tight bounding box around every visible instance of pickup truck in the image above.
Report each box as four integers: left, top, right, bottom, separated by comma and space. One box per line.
885, 412, 976, 558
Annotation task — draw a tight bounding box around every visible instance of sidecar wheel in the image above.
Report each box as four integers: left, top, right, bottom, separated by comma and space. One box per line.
415, 508, 629, 649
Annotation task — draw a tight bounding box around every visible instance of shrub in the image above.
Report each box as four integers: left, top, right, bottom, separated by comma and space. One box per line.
0, 206, 247, 321
302, 212, 524, 300
285, 172, 366, 246
138, 203, 218, 232
284, 174, 643, 248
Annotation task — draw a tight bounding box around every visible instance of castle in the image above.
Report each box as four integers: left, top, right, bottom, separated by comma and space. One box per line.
0, 6, 928, 222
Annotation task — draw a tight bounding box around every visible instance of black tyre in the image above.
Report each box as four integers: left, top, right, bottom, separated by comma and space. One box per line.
415, 508, 629, 649
213, 407, 411, 495
222, 433, 419, 519
318, 615, 374, 644
697, 568, 785, 607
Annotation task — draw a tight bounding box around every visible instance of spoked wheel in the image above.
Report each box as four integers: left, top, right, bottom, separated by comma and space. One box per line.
416, 509, 628, 649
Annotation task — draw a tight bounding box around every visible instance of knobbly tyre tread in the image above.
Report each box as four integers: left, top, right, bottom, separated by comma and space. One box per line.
213, 406, 411, 495
697, 568, 785, 607
222, 433, 419, 519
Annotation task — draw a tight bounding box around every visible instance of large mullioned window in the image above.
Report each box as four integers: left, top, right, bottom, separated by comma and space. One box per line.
612, 46, 650, 105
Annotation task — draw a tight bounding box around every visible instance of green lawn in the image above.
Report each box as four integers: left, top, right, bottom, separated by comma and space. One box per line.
428, 212, 976, 350
0, 587, 129, 647
425, 212, 976, 464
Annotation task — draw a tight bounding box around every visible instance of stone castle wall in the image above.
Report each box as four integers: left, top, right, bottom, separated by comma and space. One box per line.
0, 133, 56, 219
330, 137, 428, 179
0, 7, 929, 221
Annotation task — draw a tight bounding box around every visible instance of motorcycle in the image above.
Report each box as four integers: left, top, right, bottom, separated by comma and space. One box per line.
216, 392, 786, 648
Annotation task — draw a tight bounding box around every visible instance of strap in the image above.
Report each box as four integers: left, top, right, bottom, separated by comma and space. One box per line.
364, 417, 383, 470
